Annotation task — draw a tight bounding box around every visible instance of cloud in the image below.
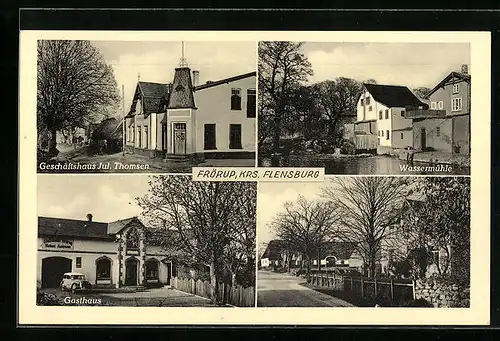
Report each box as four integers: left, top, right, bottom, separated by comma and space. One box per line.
45, 194, 91, 218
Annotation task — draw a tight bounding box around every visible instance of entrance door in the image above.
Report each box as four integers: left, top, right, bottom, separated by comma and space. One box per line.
204, 124, 216, 150
162, 124, 167, 152
166, 262, 172, 285
41, 257, 72, 288
420, 127, 426, 150
125, 258, 138, 286
173, 123, 186, 155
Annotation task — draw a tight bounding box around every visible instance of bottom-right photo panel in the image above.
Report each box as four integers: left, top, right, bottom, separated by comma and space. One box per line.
257, 176, 470, 308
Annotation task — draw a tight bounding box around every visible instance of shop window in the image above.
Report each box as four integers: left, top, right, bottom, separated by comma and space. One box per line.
145, 259, 159, 280
76, 257, 82, 268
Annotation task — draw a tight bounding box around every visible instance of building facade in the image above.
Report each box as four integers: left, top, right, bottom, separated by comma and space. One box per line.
37, 215, 174, 289
124, 67, 256, 162
408, 66, 471, 155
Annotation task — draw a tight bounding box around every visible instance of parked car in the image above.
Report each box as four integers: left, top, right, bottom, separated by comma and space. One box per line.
60, 272, 92, 293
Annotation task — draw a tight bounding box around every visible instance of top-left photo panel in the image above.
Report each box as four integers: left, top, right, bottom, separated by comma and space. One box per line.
37, 40, 257, 173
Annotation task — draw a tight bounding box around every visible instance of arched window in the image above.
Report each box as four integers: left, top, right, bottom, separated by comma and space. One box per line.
126, 228, 140, 250
96, 257, 112, 280
145, 258, 159, 281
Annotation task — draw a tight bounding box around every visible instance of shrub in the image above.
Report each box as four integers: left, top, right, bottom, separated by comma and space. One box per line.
340, 139, 356, 155
36, 290, 64, 306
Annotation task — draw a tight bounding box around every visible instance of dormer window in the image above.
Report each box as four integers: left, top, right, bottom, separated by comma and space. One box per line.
452, 83, 460, 94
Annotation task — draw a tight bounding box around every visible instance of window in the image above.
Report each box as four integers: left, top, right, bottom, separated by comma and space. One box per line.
385, 109, 389, 119
452, 97, 463, 112
368, 105, 372, 111
247, 89, 256, 118
436, 126, 441, 137
144, 126, 148, 149
231, 88, 241, 110
378, 110, 382, 119
400, 132, 404, 140
76, 257, 82, 268
386, 130, 390, 140
360, 98, 364, 106
452, 83, 460, 94
131, 125, 135, 142
204, 124, 216, 150
401, 110, 405, 117
145, 259, 159, 280
431, 102, 437, 109
381, 130, 384, 138
96, 257, 111, 279
438, 101, 443, 110
365, 96, 371, 105
137, 126, 142, 148
229, 124, 242, 149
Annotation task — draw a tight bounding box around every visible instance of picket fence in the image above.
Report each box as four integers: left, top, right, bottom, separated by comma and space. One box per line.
309, 271, 415, 305
171, 277, 255, 307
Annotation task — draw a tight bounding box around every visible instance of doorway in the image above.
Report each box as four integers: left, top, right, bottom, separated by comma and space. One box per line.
125, 258, 139, 286
420, 127, 426, 150
173, 123, 187, 155
41, 257, 72, 288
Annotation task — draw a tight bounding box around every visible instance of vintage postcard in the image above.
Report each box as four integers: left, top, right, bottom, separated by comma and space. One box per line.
18, 30, 490, 326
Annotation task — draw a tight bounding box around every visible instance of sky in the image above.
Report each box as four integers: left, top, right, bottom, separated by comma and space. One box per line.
301, 42, 470, 88
91, 41, 257, 117
257, 180, 339, 254
37, 175, 153, 222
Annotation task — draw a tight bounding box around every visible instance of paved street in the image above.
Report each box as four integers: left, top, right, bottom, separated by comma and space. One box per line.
257, 270, 354, 307
40, 287, 217, 307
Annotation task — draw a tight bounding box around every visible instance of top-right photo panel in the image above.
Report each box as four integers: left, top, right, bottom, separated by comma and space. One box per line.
258, 42, 471, 175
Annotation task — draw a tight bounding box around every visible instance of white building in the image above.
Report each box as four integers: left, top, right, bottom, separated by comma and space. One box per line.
37, 214, 175, 289
356, 83, 428, 152
124, 67, 256, 162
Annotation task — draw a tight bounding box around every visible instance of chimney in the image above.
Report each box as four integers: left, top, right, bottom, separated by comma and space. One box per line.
461, 64, 468, 75
192, 70, 200, 87
86, 213, 93, 222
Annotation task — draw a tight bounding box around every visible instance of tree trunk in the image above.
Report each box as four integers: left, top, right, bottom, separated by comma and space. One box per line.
209, 262, 220, 305
48, 129, 59, 157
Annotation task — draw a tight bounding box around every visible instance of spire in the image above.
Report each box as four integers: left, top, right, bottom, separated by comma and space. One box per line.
179, 41, 188, 67
137, 72, 141, 82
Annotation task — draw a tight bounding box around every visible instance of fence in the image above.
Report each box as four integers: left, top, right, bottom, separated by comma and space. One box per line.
355, 134, 378, 151
309, 271, 415, 305
171, 277, 255, 307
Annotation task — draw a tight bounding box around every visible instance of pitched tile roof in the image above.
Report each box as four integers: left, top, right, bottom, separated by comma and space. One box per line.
168, 67, 196, 109
107, 217, 140, 235
262, 240, 357, 261
38, 216, 114, 240
364, 83, 427, 108
193, 71, 256, 91
128, 82, 172, 116
261, 240, 286, 261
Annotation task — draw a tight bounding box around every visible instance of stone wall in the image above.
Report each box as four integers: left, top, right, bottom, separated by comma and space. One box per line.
414, 277, 470, 307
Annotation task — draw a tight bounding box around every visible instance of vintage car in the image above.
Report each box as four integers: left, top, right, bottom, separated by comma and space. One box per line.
60, 272, 92, 293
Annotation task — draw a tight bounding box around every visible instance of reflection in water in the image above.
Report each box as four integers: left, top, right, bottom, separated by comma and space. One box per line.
259, 156, 469, 175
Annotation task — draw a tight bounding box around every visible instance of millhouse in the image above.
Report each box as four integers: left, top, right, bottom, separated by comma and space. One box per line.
37, 214, 177, 289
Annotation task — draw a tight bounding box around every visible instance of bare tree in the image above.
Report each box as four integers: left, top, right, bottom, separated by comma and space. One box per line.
270, 195, 339, 279
37, 40, 120, 156
413, 87, 432, 100
136, 176, 256, 304
322, 177, 409, 278
258, 42, 313, 152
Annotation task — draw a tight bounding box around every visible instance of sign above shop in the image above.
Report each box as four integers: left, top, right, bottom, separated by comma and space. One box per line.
42, 238, 74, 249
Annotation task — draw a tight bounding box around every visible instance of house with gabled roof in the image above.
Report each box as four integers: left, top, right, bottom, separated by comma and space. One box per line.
124, 65, 257, 162
37, 214, 177, 289
406, 65, 471, 155
357, 83, 428, 153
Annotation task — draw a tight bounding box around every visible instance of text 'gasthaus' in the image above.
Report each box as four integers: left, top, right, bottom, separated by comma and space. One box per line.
192, 167, 324, 182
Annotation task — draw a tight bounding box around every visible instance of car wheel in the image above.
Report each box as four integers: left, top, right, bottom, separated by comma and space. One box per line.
71, 284, 78, 294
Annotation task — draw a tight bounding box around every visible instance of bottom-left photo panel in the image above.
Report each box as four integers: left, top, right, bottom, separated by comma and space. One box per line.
36, 174, 257, 307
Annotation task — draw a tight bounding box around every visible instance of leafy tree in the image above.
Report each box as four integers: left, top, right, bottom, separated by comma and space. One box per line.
403, 177, 470, 283
37, 40, 120, 156
270, 195, 339, 280
136, 176, 257, 304
322, 177, 409, 278
258, 42, 313, 152
311, 78, 362, 145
